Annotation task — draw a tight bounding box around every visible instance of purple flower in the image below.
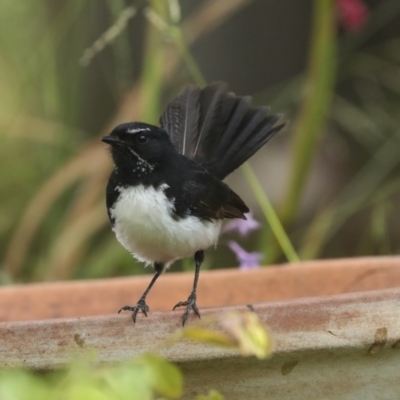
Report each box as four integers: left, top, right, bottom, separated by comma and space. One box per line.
223, 212, 261, 237
228, 241, 263, 271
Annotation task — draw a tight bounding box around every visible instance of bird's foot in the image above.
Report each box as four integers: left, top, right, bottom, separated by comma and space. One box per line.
173, 292, 201, 326
118, 299, 149, 323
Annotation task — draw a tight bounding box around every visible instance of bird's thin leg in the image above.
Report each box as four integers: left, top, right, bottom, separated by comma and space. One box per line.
119, 262, 163, 323
173, 250, 204, 326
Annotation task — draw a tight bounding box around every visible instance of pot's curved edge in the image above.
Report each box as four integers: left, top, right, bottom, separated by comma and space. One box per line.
1, 255, 400, 322
1, 286, 399, 369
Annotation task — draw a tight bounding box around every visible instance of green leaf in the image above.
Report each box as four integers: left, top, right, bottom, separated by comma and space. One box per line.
138, 353, 183, 399
196, 389, 225, 400
220, 311, 273, 359
63, 383, 112, 400
105, 364, 153, 400
181, 327, 237, 347
180, 311, 273, 359
0, 370, 50, 400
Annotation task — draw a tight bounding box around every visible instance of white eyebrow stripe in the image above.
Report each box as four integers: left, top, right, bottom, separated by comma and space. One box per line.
126, 127, 151, 134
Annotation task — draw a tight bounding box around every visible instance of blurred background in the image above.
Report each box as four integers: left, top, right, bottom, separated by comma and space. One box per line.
1, 0, 400, 284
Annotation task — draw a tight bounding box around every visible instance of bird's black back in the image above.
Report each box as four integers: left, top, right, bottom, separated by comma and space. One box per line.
160, 82, 284, 180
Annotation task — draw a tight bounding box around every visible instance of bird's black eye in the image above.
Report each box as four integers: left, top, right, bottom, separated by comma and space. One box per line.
136, 134, 148, 144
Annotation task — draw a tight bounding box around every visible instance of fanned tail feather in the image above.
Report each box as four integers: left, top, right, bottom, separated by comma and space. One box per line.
160, 82, 284, 180
210, 109, 283, 179
160, 85, 200, 156
191, 82, 228, 159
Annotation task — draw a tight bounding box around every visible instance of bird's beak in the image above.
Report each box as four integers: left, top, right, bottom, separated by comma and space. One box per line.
101, 136, 125, 146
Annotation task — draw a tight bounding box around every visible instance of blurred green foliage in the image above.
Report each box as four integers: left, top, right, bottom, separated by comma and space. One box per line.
0, 355, 184, 400
1, 0, 400, 284
0, 310, 271, 399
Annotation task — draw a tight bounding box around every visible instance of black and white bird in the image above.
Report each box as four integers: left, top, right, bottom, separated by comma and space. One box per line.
102, 82, 284, 325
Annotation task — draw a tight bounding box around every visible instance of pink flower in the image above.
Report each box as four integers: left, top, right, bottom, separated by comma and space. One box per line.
336, 0, 369, 32
222, 212, 261, 237
228, 241, 263, 271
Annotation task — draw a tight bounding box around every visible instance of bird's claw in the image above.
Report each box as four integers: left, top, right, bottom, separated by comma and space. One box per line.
118, 299, 149, 323
173, 293, 201, 326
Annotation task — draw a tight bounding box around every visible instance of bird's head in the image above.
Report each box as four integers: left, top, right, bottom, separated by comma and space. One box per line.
102, 122, 175, 172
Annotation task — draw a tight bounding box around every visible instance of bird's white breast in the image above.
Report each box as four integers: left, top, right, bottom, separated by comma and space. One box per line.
110, 184, 222, 266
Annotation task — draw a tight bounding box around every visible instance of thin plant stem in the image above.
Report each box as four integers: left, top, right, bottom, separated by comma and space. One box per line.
170, 27, 207, 87
242, 162, 300, 263
280, 0, 336, 225
139, 1, 169, 123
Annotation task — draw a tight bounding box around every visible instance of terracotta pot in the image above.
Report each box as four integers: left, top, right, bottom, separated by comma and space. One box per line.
2, 256, 400, 322
1, 256, 400, 399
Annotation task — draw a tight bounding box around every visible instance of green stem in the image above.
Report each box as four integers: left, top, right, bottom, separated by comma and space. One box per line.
170, 26, 207, 87
139, 1, 169, 123
242, 162, 300, 263
280, 0, 336, 225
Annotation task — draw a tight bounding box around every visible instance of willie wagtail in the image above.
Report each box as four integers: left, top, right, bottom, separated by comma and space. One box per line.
102, 82, 284, 325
